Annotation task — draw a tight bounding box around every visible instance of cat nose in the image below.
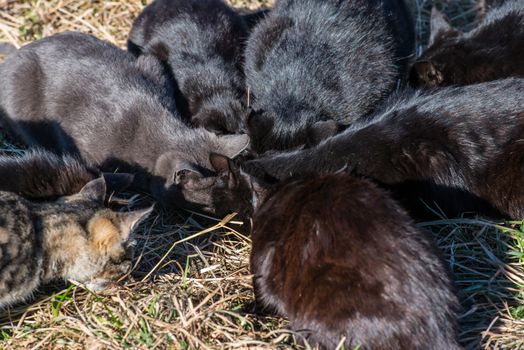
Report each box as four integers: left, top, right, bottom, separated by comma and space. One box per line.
411, 61, 443, 87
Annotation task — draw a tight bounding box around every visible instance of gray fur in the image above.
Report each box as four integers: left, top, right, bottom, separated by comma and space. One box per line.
128, 0, 249, 134
245, 0, 415, 152
0, 32, 249, 211
0, 43, 16, 56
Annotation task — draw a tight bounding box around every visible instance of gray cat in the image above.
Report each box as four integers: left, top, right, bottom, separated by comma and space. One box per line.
128, 0, 249, 135
245, 0, 415, 153
0, 32, 249, 212
0, 177, 152, 308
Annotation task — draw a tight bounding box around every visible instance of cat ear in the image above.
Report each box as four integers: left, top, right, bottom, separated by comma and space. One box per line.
155, 153, 202, 187
89, 206, 152, 251
209, 153, 240, 187
429, 8, 454, 44
119, 205, 155, 239
308, 120, 339, 146
217, 134, 250, 158
79, 177, 107, 204
247, 173, 270, 210
209, 153, 231, 174
102, 173, 135, 193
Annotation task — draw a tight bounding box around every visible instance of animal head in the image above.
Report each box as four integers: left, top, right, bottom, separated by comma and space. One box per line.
45, 177, 153, 290
152, 133, 251, 212
247, 109, 340, 154
208, 153, 269, 222
410, 8, 462, 88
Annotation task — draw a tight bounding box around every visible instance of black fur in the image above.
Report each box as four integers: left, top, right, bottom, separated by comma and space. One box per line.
205, 156, 461, 348
128, 0, 249, 135
241, 8, 270, 30
0, 149, 133, 200
245, 0, 415, 153
234, 171, 459, 349
243, 78, 524, 219
410, 1, 524, 87
0, 32, 249, 211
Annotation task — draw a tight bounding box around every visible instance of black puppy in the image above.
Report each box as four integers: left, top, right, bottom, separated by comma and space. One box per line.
128, 0, 249, 135
245, 0, 415, 153
0, 32, 249, 211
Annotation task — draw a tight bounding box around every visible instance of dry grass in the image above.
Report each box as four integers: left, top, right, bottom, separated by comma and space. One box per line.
0, 0, 522, 349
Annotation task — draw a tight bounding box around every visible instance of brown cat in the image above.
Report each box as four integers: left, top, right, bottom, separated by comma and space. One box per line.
209, 156, 461, 349
0, 177, 152, 308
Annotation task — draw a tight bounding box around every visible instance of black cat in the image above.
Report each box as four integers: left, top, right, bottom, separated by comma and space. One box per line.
0, 149, 133, 200
0, 32, 249, 212
245, 0, 415, 153
207, 156, 460, 350
243, 78, 524, 219
128, 0, 249, 135
410, 1, 524, 87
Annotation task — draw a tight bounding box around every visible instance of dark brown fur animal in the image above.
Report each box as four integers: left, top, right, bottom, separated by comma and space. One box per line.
251, 174, 460, 349
207, 158, 461, 349
0, 177, 152, 308
410, 1, 524, 87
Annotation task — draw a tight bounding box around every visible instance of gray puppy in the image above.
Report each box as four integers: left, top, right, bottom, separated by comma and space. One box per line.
128, 0, 249, 135
245, 0, 415, 153
0, 32, 249, 212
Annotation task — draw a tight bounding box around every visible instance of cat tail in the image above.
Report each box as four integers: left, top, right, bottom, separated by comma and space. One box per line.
0, 42, 17, 57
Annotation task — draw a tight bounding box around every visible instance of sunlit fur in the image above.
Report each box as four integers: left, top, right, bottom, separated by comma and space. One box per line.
0, 178, 151, 308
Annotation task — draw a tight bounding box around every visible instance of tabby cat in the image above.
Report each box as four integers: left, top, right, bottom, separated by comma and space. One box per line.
0, 177, 152, 308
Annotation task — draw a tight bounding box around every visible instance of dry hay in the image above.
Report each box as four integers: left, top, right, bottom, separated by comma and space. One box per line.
0, 0, 522, 349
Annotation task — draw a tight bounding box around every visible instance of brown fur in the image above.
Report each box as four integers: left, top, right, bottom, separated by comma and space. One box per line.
249, 173, 460, 349
0, 177, 152, 308
206, 156, 460, 349
88, 217, 122, 253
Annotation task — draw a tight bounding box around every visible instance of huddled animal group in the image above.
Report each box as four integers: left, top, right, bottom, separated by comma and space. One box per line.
0, 0, 522, 348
